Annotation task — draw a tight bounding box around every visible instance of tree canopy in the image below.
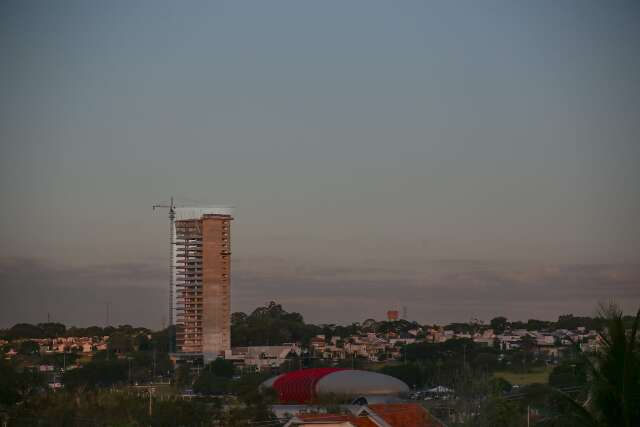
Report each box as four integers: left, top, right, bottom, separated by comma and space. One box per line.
231, 301, 320, 346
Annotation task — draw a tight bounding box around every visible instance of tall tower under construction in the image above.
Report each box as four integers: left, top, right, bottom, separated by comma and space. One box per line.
173, 207, 233, 362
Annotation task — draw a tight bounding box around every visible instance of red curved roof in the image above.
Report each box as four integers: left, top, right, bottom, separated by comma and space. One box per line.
272, 368, 346, 403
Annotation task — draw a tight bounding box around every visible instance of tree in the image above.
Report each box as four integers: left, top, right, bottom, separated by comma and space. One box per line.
510, 350, 535, 374
524, 303, 640, 427
108, 331, 133, 354
473, 352, 500, 372
519, 334, 537, 354
488, 377, 512, 395
41, 352, 78, 369
175, 364, 193, 389
380, 363, 425, 389
151, 326, 172, 354
6, 323, 44, 339
37, 322, 66, 337
548, 360, 587, 389
193, 371, 229, 395
0, 362, 46, 407
525, 319, 551, 331
556, 314, 604, 332
207, 358, 235, 379
490, 317, 508, 334
469, 397, 522, 427
588, 304, 640, 426
362, 318, 377, 332
8, 389, 222, 426
18, 340, 40, 356
14, 369, 46, 401
0, 362, 20, 407
230, 301, 320, 346
134, 333, 151, 351
63, 360, 128, 390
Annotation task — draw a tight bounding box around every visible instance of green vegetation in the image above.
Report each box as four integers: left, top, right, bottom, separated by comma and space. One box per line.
2, 301, 639, 426
192, 358, 236, 395
466, 397, 523, 427
533, 304, 640, 427
493, 367, 551, 385
0, 361, 277, 426
63, 359, 129, 390
460, 303, 640, 427
7, 390, 223, 426
0, 361, 46, 409
231, 301, 320, 346
493, 367, 552, 385
399, 338, 506, 390
548, 360, 587, 389
380, 363, 426, 389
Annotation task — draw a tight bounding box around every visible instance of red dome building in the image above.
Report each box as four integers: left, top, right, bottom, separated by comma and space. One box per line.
262, 368, 410, 404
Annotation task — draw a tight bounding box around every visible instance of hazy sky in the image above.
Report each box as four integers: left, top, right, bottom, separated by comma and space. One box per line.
1, 1, 639, 327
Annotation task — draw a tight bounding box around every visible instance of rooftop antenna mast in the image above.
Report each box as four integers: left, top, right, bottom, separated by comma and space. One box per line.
153, 197, 176, 352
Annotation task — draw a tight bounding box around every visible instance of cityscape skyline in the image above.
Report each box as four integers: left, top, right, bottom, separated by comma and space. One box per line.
1, 1, 639, 328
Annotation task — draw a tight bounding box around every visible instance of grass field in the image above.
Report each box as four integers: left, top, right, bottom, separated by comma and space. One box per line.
493, 367, 552, 385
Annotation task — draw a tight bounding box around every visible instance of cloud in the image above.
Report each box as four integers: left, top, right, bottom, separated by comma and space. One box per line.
1, 257, 638, 328
233, 260, 640, 324
0, 258, 167, 328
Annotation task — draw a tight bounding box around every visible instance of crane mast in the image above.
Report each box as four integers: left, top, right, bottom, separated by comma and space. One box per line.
152, 197, 176, 352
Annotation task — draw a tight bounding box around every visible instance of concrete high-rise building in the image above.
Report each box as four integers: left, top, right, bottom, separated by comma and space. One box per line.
172, 207, 233, 362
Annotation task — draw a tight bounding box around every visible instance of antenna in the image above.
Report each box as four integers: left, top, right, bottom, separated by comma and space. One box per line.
152, 197, 176, 352
106, 301, 111, 326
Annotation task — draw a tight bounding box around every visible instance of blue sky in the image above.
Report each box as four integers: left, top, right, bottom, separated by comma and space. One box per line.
1, 1, 639, 326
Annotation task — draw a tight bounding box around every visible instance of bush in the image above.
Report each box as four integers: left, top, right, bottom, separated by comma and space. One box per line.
548, 361, 587, 389
193, 371, 229, 395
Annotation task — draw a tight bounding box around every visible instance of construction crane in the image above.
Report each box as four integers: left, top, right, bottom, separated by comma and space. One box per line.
153, 197, 176, 352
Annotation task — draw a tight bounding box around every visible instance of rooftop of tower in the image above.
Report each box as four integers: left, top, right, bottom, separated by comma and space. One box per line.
175, 206, 234, 220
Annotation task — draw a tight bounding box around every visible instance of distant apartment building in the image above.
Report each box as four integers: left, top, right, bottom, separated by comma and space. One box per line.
173, 207, 233, 362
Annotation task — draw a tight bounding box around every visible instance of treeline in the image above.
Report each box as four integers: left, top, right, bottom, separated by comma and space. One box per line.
4, 303, 636, 343
231, 301, 321, 346
6, 391, 225, 427
229, 302, 424, 347
1, 358, 277, 425
2, 378, 276, 426
0, 323, 152, 340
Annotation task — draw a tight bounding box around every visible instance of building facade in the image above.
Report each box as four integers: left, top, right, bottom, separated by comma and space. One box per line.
173, 207, 233, 362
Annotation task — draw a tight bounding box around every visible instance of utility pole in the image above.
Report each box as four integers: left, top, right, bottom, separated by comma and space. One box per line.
149, 388, 155, 417
153, 197, 176, 353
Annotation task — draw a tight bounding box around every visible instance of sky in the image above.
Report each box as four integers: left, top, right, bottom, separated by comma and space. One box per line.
1, 1, 639, 328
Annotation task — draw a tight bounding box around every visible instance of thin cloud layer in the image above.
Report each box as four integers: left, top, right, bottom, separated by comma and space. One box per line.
1, 257, 638, 328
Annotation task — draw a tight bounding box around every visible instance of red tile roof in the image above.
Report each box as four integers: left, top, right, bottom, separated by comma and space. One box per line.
291, 404, 444, 427
295, 414, 378, 427
368, 404, 444, 427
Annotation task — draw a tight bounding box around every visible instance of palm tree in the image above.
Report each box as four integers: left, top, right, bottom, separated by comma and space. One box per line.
587, 303, 640, 426
528, 303, 640, 426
